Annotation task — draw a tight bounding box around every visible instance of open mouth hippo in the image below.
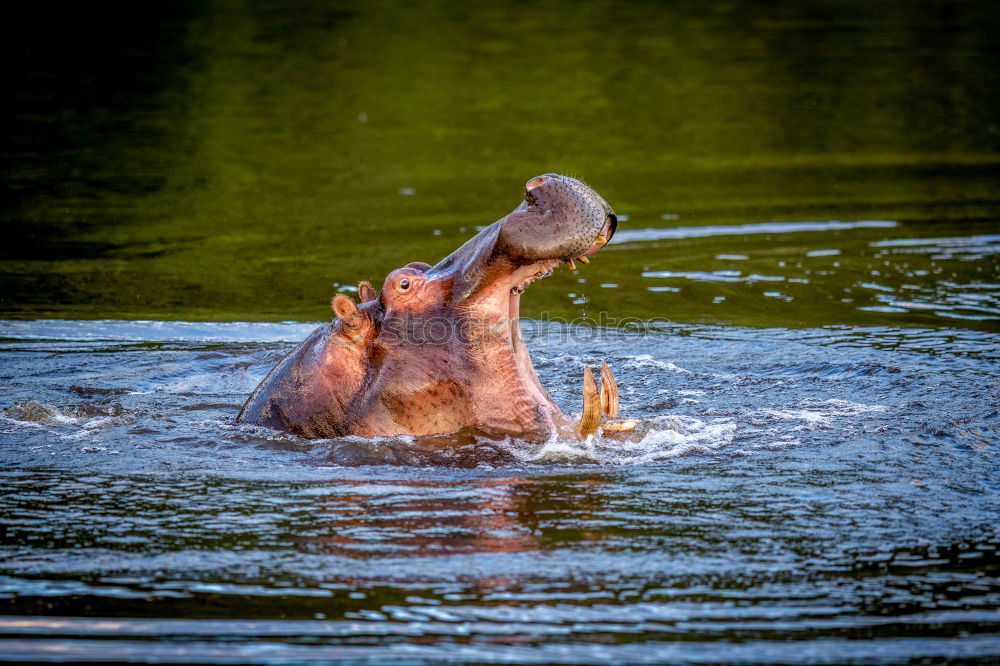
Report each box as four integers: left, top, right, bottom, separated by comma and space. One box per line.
237, 174, 637, 440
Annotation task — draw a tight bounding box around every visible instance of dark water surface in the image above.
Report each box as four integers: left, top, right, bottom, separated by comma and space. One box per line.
3, 0, 1000, 663
4, 0, 1000, 325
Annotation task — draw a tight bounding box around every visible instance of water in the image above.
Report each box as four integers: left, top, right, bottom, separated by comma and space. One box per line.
4, 0, 1000, 325
4, 0, 1000, 662
1, 317, 998, 663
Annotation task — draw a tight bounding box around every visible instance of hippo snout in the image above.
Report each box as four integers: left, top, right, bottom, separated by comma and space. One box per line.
499, 174, 616, 261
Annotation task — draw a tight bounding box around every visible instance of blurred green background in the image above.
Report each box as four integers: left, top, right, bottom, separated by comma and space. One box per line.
3, 0, 998, 327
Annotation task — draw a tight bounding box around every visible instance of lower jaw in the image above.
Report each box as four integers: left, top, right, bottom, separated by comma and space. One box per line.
462, 258, 574, 433
505, 271, 567, 425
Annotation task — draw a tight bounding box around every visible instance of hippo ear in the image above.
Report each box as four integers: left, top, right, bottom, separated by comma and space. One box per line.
358, 281, 377, 303
331, 293, 362, 327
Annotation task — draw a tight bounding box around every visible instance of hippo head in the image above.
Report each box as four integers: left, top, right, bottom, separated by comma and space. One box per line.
239, 174, 618, 440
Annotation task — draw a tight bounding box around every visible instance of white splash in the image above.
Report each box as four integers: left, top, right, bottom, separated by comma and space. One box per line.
515, 414, 737, 465
756, 399, 887, 429
623, 355, 693, 374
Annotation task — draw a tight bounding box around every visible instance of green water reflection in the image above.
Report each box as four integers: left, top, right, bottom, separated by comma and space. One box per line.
3, 0, 999, 328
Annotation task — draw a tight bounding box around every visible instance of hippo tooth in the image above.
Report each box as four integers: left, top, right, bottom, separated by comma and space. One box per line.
577, 366, 601, 439
563, 258, 576, 270
601, 419, 639, 432
595, 234, 608, 245
577, 255, 590, 264
600, 361, 619, 418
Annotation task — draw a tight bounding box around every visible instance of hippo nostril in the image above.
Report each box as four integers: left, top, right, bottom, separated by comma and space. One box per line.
525, 176, 548, 192
524, 175, 550, 205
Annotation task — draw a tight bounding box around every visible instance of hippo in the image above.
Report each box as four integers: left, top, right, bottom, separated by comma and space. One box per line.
237, 174, 638, 441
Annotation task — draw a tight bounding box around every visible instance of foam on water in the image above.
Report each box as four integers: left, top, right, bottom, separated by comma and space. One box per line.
508, 414, 737, 465
621, 354, 693, 374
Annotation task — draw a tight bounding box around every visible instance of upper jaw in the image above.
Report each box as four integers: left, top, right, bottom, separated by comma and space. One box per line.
497, 173, 615, 260
506, 209, 618, 296
428, 174, 616, 303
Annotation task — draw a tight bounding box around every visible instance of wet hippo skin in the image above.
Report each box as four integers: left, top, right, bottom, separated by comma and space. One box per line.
237, 174, 634, 440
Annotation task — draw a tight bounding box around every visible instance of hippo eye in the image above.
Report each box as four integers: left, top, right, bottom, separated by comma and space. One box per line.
399, 278, 411, 291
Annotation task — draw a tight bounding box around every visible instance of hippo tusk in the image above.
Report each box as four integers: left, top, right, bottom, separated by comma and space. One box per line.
601, 419, 640, 432
563, 258, 576, 270
577, 366, 601, 438
577, 255, 590, 264
595, 234, 608, 245
600, 361, 619, 418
